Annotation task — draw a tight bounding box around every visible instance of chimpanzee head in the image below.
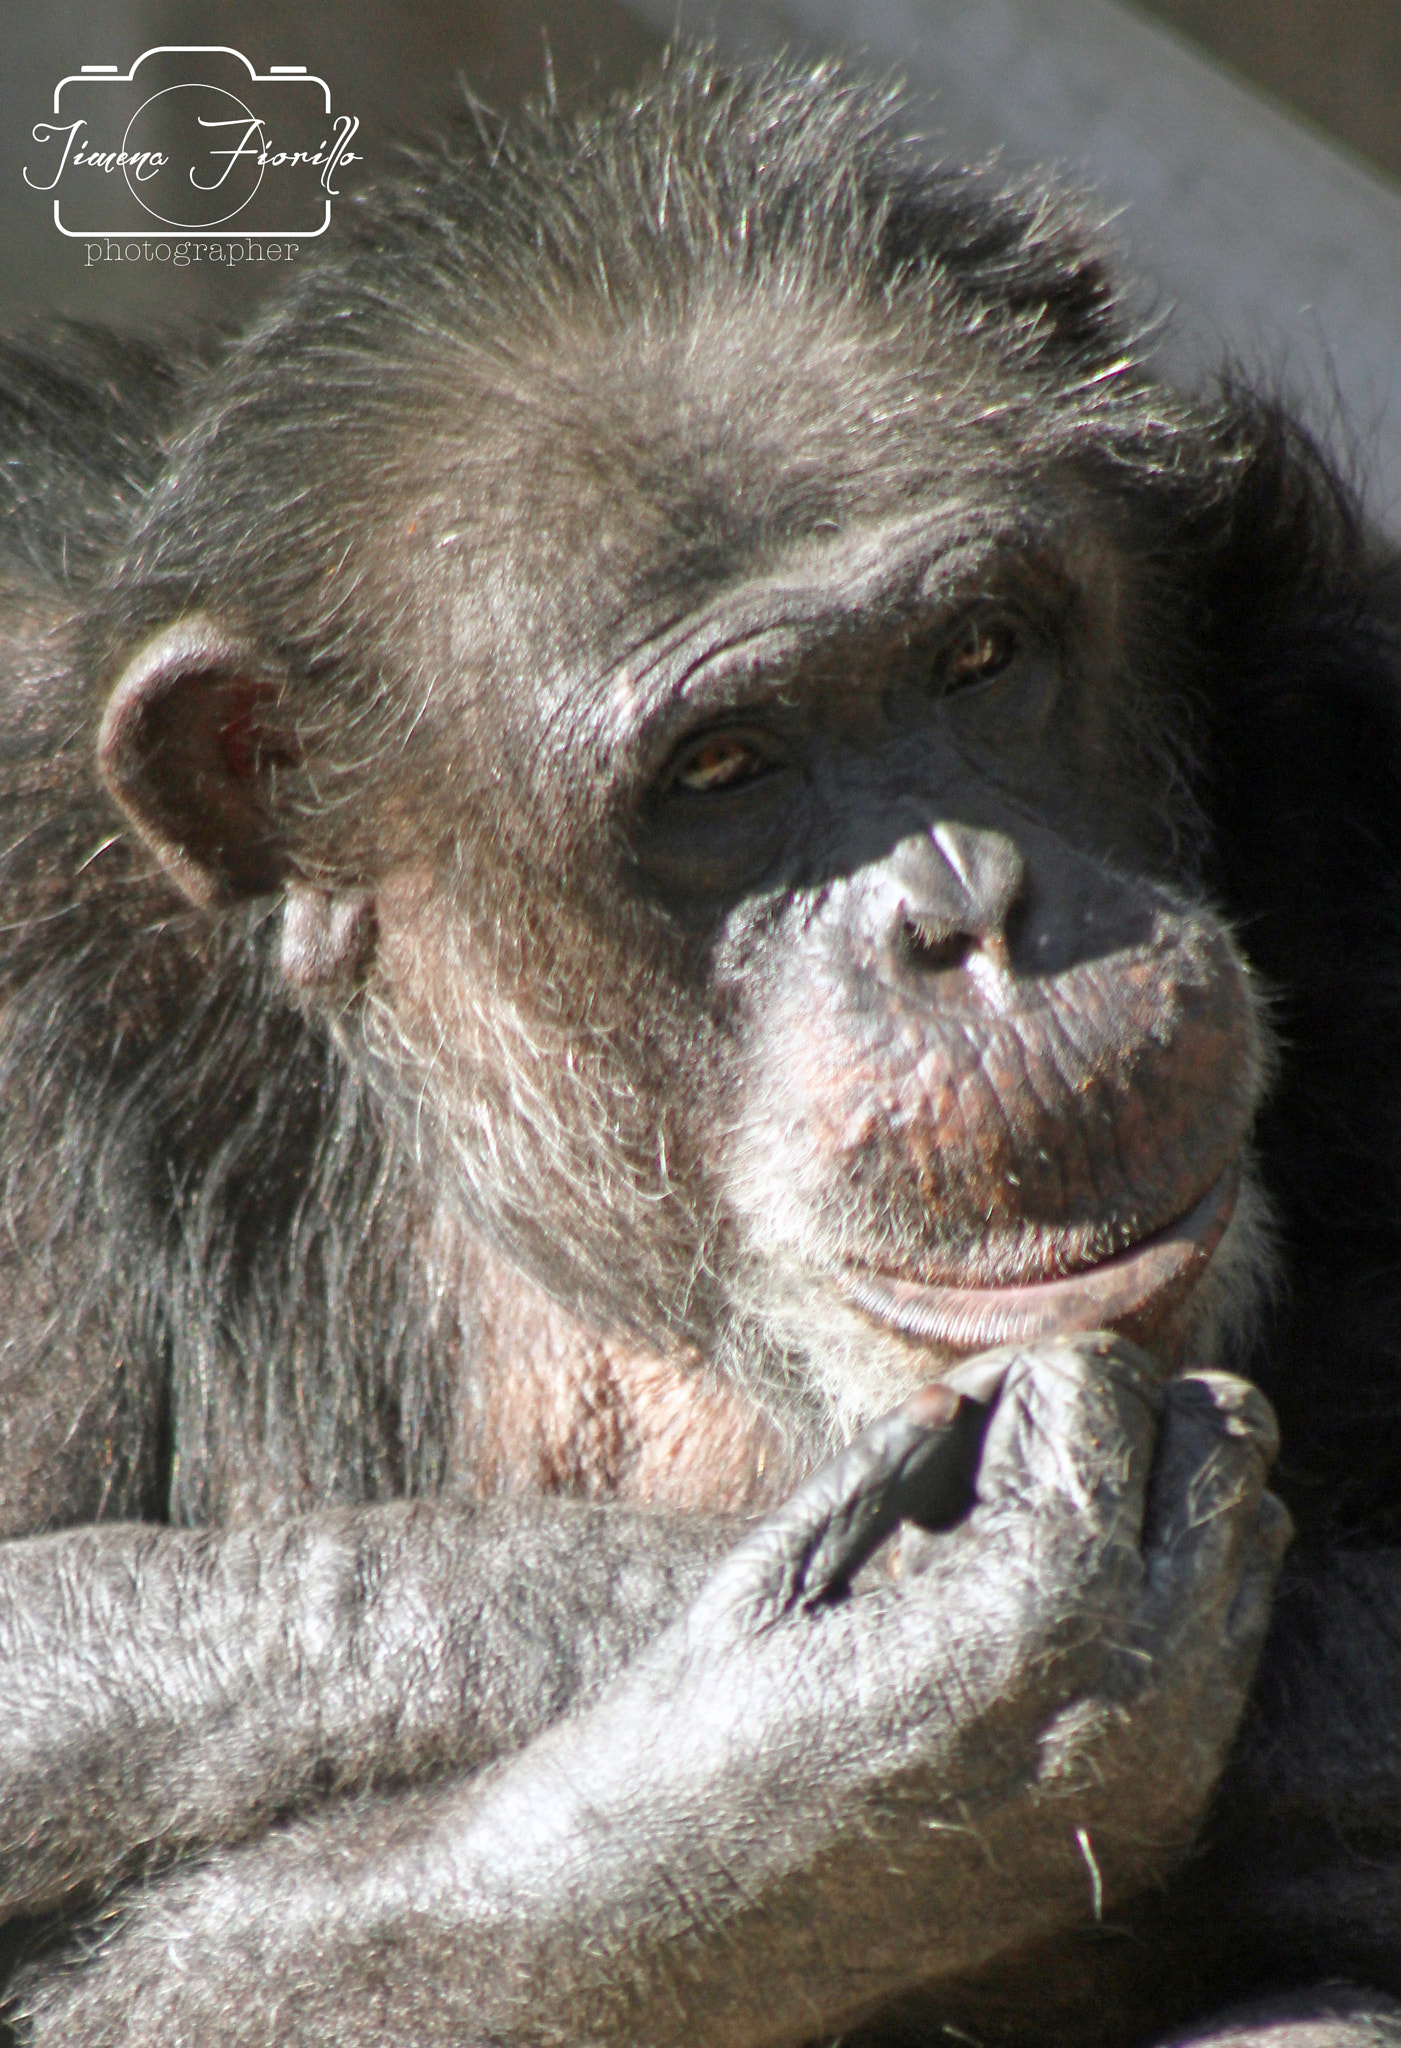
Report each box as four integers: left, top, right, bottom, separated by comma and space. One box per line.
95, 58, 1279, 1447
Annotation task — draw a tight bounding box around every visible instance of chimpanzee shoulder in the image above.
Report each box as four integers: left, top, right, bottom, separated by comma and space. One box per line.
0, 327, 451, 1533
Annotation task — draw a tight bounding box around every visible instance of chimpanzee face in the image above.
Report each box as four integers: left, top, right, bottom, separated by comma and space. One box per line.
96, 206, 1273, 1449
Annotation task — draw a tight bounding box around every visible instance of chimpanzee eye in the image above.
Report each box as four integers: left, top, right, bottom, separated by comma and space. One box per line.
938, 614, 1019, 692
671, 734, 777, 793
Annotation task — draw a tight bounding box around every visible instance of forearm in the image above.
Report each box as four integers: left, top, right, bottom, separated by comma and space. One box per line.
0, 1497, 727, 1914
7, 1636, 1069, 2048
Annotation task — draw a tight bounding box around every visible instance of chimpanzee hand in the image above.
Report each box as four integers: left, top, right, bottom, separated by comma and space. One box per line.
9, 1333, 1286, 2048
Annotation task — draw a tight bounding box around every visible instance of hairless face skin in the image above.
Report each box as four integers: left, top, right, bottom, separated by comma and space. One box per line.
0, 54, 1400, 2048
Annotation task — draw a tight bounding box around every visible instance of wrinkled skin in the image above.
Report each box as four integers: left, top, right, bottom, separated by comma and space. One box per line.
5, 1339, 1286, 2046
3, 54, 1401, 2048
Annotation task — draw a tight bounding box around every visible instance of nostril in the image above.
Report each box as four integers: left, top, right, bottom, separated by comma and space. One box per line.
901, 916, 975, 972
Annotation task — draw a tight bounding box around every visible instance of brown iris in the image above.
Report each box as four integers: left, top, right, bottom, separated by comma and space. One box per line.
943, 616, 1018, 689
674, 736, 771, 792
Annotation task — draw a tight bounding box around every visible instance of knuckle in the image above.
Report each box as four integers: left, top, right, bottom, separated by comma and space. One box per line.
1168, 1372, 1280, 1467
1005, 1331, 1164, 1414
978, 1334, 1162, 1504
947, 1331, 1161, 1414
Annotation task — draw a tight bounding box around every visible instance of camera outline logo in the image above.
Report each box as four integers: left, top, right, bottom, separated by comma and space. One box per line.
24, 45, 361, 239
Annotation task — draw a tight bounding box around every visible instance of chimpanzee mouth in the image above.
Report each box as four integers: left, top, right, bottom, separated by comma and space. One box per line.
834, 1167, 1240, 1354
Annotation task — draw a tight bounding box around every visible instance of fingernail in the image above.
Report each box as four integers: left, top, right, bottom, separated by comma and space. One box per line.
901, 1384, 963, 1429
942, 1353, 1012, 1406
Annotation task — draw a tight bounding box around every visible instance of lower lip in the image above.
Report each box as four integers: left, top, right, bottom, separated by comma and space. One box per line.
834, 1168, 1240, 1354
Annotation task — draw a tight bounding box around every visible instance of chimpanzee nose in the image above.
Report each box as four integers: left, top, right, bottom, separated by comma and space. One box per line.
890, 823, 1026, 972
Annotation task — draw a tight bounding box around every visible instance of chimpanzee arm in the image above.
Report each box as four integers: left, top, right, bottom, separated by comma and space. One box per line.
10, 1337, 1288, 2048
0, 1499, 730, 1919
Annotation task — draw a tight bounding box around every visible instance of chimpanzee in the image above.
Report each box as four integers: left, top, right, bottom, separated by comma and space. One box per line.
2, 51, 1401, 2048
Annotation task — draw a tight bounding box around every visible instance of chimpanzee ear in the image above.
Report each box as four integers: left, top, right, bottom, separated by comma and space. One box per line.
98, 615, 300, 909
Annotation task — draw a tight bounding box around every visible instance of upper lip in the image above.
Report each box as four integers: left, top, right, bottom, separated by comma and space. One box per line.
831, 1167, 1240, 1354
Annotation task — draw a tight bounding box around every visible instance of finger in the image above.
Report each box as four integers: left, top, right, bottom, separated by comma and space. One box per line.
1143, 1371, 1280, 1551
696, 1384, 986, 1625
800, 1389, 989, 1600
1137, 1372, 1287, 1657
971, 1333, 1163, 1536
1220, 1490, 1294, 1687
942, 1349, 1020, 1406
1100, 1476, 1291, 1804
